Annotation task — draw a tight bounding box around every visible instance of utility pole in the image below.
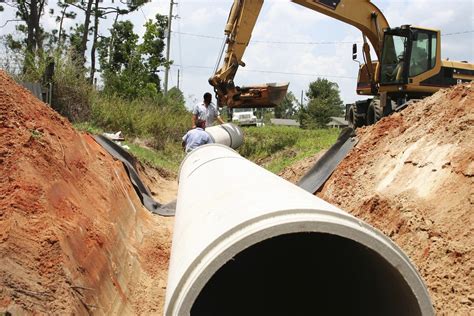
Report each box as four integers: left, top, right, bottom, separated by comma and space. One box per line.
164, 0, 175, 95
177, 69, 180, 90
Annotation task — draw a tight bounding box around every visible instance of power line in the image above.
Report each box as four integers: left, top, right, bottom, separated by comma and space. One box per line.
171, 29, 474, 45
252, 39, 355, 45
172, 31, 358, 45
0, 19, 22, 29
170, 64, 357, 79
443, 30, 474, 36
173, 31, 223, 40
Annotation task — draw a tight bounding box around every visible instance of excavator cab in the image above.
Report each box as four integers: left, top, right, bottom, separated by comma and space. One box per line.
380, 26, 440, 88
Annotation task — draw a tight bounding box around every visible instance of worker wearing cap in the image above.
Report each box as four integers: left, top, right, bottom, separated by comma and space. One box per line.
192, 92, 225, 128
182, 119, 214, 153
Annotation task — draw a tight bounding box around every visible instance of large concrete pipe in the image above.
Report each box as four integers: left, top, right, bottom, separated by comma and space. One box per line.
165, 144, 434, 316
205, 123, 243, 149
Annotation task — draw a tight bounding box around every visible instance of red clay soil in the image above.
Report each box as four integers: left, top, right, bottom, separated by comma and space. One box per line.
278, 150, 326, 183
0, 70, 175, 314
281, 84, 473, 314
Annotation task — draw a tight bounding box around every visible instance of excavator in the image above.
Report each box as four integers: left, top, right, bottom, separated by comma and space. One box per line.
209, 0, 473, 193
209, 0, 474, 127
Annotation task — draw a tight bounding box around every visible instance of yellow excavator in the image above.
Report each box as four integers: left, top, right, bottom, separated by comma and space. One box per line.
209, 0, 473, 193
209, 0, 474, 127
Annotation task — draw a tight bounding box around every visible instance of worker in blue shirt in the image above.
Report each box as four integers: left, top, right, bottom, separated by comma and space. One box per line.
182, 119, 214, 153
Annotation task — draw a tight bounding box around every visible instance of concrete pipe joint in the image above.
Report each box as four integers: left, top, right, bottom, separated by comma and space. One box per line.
205, 123, 243, 149
165, 144, 434, 316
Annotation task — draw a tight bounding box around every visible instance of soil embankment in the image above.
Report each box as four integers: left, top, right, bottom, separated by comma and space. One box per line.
281, 84, 473, 314
1, 67, 472, 314
0, 71, 175, 314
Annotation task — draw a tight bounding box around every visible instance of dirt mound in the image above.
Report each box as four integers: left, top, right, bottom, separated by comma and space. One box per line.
278, 150, 327, 183
310, 84, 472, 313
0, 70, 175, 314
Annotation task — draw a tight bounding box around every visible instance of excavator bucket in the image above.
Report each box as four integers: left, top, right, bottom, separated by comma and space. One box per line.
229, 82, 289, 108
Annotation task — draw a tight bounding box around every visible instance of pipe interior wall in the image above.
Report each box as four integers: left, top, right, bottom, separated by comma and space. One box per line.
192, 232, 421, 316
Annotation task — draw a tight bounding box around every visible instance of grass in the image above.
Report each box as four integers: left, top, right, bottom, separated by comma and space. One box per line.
123, 142, 184, 174
75, 118, 340, 176
89, 94, 189, 150
239, 126, 340, 173
74, 121, 185, 174
29, 128, 44, 139
74, 122, 104, 135
73, 92, 190, 174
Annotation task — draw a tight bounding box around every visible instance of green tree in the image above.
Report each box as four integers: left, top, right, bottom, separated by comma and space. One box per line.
167, 86, 186, 110
98, 14, 168, 99
98, 20, 143, 97
139, 14, 169, 91
68, 23, 85, 56
89, 0, 149, 82
56, 0, 147, 68
299, 78, 344, 128
1, 0, 47, 71
55, 1, 77, 49
275, 91, 298, 119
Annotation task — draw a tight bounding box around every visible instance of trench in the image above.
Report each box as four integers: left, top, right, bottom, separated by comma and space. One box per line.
191, 232, 421, 316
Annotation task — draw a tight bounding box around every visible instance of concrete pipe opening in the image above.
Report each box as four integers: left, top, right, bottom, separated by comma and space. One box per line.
191, 232, 421, 316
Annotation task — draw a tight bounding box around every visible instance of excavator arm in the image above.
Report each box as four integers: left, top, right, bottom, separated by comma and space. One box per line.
210, 0, 390, 108
209, 0, 288, 109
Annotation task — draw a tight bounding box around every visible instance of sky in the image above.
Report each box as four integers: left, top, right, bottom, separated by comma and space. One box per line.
1, 0, 473, 109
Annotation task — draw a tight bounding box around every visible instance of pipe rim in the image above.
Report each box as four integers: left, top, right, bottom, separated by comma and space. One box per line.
221, 123, 244, 149
165, 208, 434, 315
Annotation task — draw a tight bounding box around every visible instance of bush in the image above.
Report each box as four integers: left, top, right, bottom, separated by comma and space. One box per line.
51, 52, 93, 122
90, 94, 189, 150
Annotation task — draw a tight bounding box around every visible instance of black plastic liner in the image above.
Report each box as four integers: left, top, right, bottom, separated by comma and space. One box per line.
93, 135, 175, 216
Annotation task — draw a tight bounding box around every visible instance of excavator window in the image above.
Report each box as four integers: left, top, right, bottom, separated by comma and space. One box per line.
408, 32, 433, 77
380, 29, 438, 84
380, 34, 407, 84
315, 0, 341, 10
431, 35, 437, 69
